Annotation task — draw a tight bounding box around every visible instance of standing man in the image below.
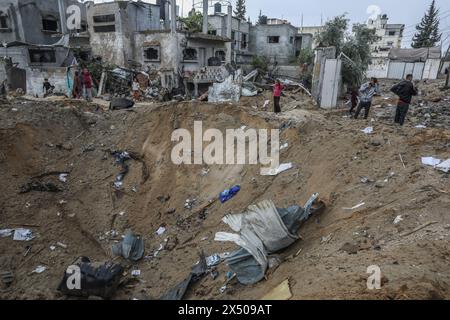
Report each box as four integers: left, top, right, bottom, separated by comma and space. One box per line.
273, 79, 284, 113
354, 78, 379, 120
391, 74, 418, 126
83, 68, 93, 102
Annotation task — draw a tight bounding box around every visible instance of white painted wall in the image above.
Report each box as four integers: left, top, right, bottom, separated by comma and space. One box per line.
367, 58, 389, 78
26, 67, 70, 97
423, 59, 440, 79
320, 58, 341, 109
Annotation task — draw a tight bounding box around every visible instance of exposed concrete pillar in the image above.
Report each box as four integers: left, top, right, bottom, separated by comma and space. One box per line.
58, 0, 68, 34
226, 5, 233, 63
202, 0, 208, 34
171, 0, 177, 33
164, 1, 170, 29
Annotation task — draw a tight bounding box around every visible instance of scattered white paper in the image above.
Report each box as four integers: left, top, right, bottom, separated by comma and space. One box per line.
261, 163, 293, 176
415, 125, 427, 129
280, 143, 289, 150
421, 157, 442, 167
436, 159, 450, 173
361, 127, 373, 134
0, 229, 13, 238
131, 270, 141, 277
393, 215, 403, 225
32, 266, 46, 274
156, 226, 166, 236
343, 202, 365, 210
13, 228, 34, 241
263, 100, 270, 108
59, 173, 68, 183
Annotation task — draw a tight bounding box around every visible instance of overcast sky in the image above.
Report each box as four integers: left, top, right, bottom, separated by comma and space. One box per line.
91, 0, 450, 49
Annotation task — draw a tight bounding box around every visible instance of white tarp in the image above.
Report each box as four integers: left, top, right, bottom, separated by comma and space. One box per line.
215, 200, 300, 273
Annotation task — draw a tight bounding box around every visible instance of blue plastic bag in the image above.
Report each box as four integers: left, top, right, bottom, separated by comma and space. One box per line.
219, 185, 241, 203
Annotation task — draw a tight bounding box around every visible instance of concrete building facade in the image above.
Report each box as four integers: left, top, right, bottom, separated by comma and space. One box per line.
0, 0, 88, 45
249, 23, 299, 64
365, 14, 404, 78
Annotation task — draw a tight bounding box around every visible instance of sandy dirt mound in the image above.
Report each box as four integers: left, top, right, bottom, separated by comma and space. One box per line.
1, 81, 449, 300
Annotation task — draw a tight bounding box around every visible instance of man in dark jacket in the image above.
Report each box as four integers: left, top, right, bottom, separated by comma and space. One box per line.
390, 74, 418, 126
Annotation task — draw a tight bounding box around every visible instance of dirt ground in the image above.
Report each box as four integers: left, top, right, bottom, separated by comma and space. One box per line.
0, 79, 449, 300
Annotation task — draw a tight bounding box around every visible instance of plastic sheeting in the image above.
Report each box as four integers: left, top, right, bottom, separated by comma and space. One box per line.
215, 194, 319, 284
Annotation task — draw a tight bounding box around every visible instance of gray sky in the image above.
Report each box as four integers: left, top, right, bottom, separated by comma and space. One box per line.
92, 0, 450, 49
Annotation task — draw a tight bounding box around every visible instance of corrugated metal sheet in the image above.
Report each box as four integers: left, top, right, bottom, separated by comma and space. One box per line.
412, 62, 425, 80
388, 61, 405, 79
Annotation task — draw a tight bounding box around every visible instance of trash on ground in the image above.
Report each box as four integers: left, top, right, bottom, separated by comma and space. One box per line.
206, 254, 221, 267
343, 202, 365, 210
19, 181, 62, 194
111, 230, 144, 262
160, 252, 208, 300
260, 163, 293, 176
59, 173, 69, 183
436, 159, 450, 173
13, 228, 34, 241
361, 127, 374, 134
260, 279, 292, 300
156, 226, 166, 236
131, 269, 141, 277
214, 193, 322, 285
111, 151, 132, 190
32, 266, 46, 274
393, 215, 404, 225
219, 185, 241, 203
0, 229, 13, 238
57, 257, 124, 299
421, 156, 442, 167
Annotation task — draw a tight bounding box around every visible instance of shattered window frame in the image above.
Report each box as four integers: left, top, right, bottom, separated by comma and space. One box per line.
183, 48, 198, 62
268, 36, 280, 44
215, 50, 226, 62
241, 33, 248, 50
144, 46, 160, 62
93, 14, 116, 23
93, 25, 116, 33
42, 15, 59, 33
0, 11, 9, 30
28, 49, 57, 64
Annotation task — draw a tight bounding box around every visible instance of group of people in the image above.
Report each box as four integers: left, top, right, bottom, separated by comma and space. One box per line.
72, 68, 94, 101
42, 68, 94, 101
350, 75, 418, 126
271, 74, 418, 127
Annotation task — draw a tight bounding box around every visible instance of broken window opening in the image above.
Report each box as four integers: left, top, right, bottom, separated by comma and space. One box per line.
208, 30, 217, 36
93, 14, 115, 23
183, 48, 198, 61
42, 15, 58, 32
388, 31, 396, 36
29, 49, 56, 63
215, 50, 226, 62
0, 11, 9, 29
94, 25, 116, 33
268, 36, 280, 44
241, 33, 248, 49
144, 47, 160, 61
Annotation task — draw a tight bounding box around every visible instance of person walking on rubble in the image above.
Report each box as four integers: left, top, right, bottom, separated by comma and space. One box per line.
72, 71, 82, 99
391, 74, 418, 126
354, 77, 379, 120
273, 79, 284, 113
132, 77, 141, 102
82, 68, 93, 102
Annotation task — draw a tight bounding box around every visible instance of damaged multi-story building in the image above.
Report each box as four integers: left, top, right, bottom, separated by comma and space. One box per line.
0, 0, 89, 95
86, 0, 234, 92
365, 14, 405, 78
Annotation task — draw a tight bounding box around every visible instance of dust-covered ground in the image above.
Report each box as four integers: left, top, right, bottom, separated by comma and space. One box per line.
0, 79, 449, 300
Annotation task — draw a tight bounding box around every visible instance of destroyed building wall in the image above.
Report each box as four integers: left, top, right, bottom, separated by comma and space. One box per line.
367, 57, 389, 79
0, 0, 87, 46
249, 23, 298, 64
26, 66, 70, 97
208, 14, 250, 52
86, 1, 161, 67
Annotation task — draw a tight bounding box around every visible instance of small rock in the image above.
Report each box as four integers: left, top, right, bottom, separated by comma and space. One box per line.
340, 242, 359, 255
